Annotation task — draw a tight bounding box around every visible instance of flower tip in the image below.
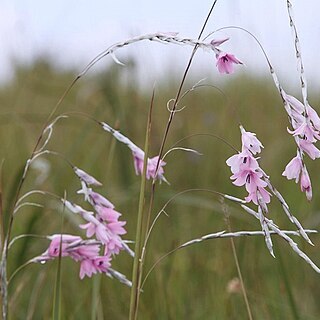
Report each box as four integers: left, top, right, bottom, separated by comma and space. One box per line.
210, 37, 230, 47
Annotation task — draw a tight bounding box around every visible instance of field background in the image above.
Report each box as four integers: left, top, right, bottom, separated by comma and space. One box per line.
1, 58, 320, 319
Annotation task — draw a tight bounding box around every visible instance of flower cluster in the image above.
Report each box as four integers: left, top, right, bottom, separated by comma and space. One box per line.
226, 126, 270, 207
34, 235, 110, 279
34, 168, 132, 280
210, 38, 243, 74
282, 93, 320, 200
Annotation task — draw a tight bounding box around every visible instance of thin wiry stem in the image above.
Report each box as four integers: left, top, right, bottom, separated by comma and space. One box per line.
141, 228, 316, 290
222, 199, 253, 320
129, 89, 154, 320
286, 0, 308, 106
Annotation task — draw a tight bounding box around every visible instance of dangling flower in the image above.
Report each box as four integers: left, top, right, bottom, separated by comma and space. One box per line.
132, 151, 167, 182
240, 126, 263, 155
282, 152, 303, 183
216, 52, 243, 74
226, 125, 270, 206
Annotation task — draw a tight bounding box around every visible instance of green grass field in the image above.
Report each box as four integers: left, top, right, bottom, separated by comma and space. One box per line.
1, 59, 320, 319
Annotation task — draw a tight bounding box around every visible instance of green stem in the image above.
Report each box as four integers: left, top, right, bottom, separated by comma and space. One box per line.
224, 212, 253, 320
129, 90, 154, 320
277, 250, 299, 320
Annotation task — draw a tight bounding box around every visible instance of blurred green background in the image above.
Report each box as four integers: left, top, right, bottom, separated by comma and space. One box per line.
1, 58, 320, 319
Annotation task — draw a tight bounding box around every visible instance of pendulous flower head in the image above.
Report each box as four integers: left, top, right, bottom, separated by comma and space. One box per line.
216, 52, 243, 74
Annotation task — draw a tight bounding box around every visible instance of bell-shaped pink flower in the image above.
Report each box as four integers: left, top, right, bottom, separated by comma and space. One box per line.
132, 151, 167, 182
93, 256, 111, 273
306, 103, 320, 131
282, 153, 303, 183
240, 126, 264, 155
245, 186, 271, 205
80, 259, 96, 279
299, 139, 320, 160
226, 150, 259, 174
96, 206, 121, 222
69, 243, 101, 261
216, 52, 243, 74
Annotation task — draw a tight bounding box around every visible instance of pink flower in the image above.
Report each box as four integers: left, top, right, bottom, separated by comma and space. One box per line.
240, 126, 263, 155
96, 206, 121, 222
80, 259, 96, 279
69, 243, 101, 261
80, 222, 109, 244
306, 103, 320, 131
108, 221, 127, 235
284, 93, 305, 114
132, 151, 167, 182
288, 121, 320, 142
298, 139, 320, 160
104, 236, 123, 256
47, 235, 81, 258
300, 166, 312, 201
93, 256, 111, 273
245, 186, 271, 205
226, 150, 259, 174
282, 153, 303, 183
79, 256, 112, 279
216, 52, 243, 74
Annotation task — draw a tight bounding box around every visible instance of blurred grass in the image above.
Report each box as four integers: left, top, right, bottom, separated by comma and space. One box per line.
1, 59, 320, 319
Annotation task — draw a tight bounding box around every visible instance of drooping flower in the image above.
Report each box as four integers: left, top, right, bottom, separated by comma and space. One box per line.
132, 151, 167, 182
282, 152, 303, 183
226, 149, 259, 174
240, 126, 263, 155
216, 52, 243, 74
298, 139, 320, 160
226, 125, 270, 206
101, 122, 168, 182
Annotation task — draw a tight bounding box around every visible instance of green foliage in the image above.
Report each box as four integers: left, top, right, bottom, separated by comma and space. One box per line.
1, 60, 320, 319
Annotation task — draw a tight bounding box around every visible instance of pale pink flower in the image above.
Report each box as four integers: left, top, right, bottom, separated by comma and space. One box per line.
284, 93, 305, 114
288, 120, 320, 142
80, 259, 96, 279
300, 166, 312, 201
216, 52, 243, 74
282, 153, 303, 183
226, 150, 259, 174
298, 139, 320, 160
132, 151, 167, 182
69, 243, 101, 261
47, 235, 81, 258
108, 221, 127, 235
93, 256, 111, 273
80, 222, 109, 244
74, 167, 102, 186
96, 206, 121, 222
306, 103, 320, 131
104, 236, 123, 256
245, 186, 271, 205
240, 126, 263, 154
